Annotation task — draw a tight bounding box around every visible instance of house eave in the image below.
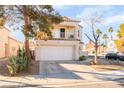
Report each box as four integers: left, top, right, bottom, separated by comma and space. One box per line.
35, 39, 80, 46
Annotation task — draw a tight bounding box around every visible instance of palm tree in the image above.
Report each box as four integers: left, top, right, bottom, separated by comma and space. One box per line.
96, 29, 102, 34
102, 33, 108, 47
108, 27, 113, 40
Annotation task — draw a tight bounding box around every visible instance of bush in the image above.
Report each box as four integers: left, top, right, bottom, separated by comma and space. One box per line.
7, 47, 29, 76
17, 47, 29, 72
7, 56, 19, 76
79, 56, 86, 61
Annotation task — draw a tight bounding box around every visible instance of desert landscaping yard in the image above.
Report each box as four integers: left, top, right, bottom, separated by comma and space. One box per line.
0, 57, 124, 88
0, 58, 39, 76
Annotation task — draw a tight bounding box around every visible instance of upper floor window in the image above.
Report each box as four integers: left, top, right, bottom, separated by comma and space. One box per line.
60, 28, 65, 38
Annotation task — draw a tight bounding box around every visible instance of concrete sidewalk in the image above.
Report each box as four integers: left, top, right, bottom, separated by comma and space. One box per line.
1, 68, 124, 87
0, 74, 124, 88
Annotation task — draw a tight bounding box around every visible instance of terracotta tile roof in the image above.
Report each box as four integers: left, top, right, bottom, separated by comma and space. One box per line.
62, 16, 81, 22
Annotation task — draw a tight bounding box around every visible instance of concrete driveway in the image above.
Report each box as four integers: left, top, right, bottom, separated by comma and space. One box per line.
38, 60, 124, 86
39, 61, 107, 83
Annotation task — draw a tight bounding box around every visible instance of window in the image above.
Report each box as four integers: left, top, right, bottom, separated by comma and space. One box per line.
69, 35, 74, 39
60, 28, 65, 38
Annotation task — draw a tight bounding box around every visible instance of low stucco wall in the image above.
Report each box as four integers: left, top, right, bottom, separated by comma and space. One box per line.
0, 27, 23, 58
0, 27, 10, 58
0, 42, 6, 58
8, 37, 23, 56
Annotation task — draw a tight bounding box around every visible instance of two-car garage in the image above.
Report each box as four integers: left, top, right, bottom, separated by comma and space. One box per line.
36, 45, 74, 61
35, 40, 80, 61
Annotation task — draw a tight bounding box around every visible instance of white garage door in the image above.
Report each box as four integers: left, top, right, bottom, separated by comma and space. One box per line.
36, 46, 74, 60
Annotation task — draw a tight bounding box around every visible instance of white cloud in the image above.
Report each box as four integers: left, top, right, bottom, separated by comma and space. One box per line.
76, 6, 115, 28
76, 6, 124, 26
76, 6, 114, 19
103, 14, 124, 25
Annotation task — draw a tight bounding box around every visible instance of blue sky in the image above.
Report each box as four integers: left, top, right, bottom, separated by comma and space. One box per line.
9, 5, 124, 43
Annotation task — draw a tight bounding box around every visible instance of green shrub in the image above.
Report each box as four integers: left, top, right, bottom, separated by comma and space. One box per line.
7, 56, 18, 76
7, 64, 14, 76
92, 51, 95, 54
7, 47, 29, 76
79, 56, 86, 61
17, 47, 29, 72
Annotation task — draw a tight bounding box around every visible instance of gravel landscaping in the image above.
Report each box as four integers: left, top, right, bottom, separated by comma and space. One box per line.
0, 58, 39, 77
89, 58, 124, 72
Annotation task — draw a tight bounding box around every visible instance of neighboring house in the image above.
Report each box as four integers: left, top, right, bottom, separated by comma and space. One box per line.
107, 40, 118, 53
0, 27, 23, 58
107, 38, 124, 53
83, 41, 95, 55
83, 41, 105, 56
35, 17, 83, 61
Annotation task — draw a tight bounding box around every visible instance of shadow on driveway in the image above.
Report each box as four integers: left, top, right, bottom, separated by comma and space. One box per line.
39, 61, 84, 80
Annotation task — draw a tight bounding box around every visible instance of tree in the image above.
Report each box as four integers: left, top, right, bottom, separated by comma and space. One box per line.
117, 30, 122, 38
115, 23, 124, 53
0, 5, 62, 62
96, 29, 102, 54
0, 6, 6, 27
117, 23, 124, 38
102, 33, 108, 47
108, 27, 113, 40
84, 12, 103, 65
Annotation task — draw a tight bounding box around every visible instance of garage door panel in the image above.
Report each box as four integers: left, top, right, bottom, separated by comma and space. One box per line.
37, 46, 74, 60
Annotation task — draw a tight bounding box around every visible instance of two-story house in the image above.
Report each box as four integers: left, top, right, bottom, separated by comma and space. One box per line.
35, 17, 83, 61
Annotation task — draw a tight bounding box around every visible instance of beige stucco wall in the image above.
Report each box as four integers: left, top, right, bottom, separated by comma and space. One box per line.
52, 25, 75, 39
0, 27, 23, 58
8, 37, 23, 56
52, 21, 82, 40
36, 40, 80, 46
0, 27, 10, 58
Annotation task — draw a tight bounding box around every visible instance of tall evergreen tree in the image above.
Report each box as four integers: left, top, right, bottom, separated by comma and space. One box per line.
0, 5, 63, 62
